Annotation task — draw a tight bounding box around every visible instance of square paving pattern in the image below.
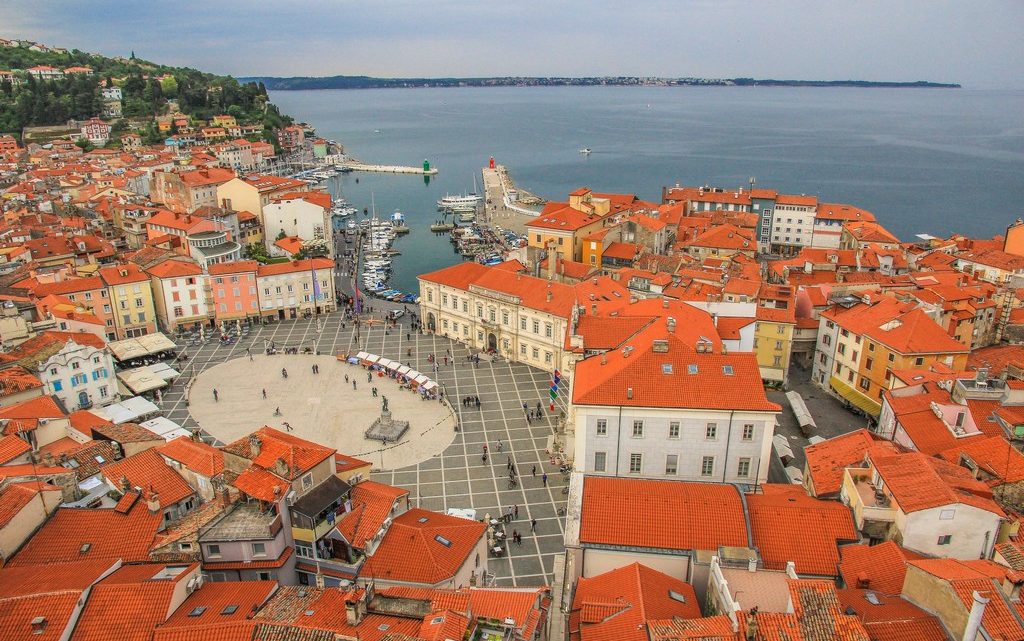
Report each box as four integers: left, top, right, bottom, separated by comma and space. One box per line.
161, 312, 569, 587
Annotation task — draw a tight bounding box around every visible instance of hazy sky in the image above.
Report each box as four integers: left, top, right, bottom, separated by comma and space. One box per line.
3, 1, 1023, 88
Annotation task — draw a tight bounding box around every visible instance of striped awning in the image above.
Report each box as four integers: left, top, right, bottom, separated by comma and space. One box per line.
829, 375, 882, 417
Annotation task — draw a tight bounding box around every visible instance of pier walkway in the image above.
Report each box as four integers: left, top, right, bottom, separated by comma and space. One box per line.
339, 161, 439, 175
480, 166, 541, 233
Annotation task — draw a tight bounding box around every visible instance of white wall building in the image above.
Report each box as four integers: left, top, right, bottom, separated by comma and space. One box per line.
769, 196, 818, 255
37, 335, 117, 411
263, 193, 332, 258
146, 260, 211, 332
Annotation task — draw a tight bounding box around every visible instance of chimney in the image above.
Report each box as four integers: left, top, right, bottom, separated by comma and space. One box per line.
30, 617, 47, 635
747, 557, 757, 572
546, 289, 553, 302
626, 387, 633, 399
219, 487, 231, 508
274, 457, 289, 478
119, 475, 130, 493
249, 434, 261, 458
146, 489, 161, 514
345, 590, 368, 626
600, 353, 607, 366
963, 591, 989, 641
42, 451, 55, 467
744, 609, 759, 641
662, 297, 669, 309
667, 317, 676, 333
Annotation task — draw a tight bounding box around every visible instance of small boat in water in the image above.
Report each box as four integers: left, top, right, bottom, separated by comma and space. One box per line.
579, 148, 592, 155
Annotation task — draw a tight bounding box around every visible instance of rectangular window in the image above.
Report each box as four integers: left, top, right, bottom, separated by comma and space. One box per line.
207, 544, 221, 557
705, 423, 717, 440
533, 320, 540, 334
701, 456, 714, 476
669, 422, 680, 439
629, 453, 642, 473
252, 543, 266, 556
737, 458, 751, 478
939, 508, 956, 520
594, 451, 606, 472
301, 473, 313, 490
596, 419, 607, 435
742, 424, 754, 441
545, 323, 553, 338
937, 535, 952, 545
520, 318, 527, 330
632, 420, 643, 437
665, 454, 678, 475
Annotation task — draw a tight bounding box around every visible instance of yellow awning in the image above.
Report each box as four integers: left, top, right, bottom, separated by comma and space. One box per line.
830, 375, 882, 417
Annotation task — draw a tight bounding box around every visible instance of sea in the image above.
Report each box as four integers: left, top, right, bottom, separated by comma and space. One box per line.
269, 86, 1024, 294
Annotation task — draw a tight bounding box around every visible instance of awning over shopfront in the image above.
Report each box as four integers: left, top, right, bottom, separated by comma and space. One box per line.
829, 375, 882, 417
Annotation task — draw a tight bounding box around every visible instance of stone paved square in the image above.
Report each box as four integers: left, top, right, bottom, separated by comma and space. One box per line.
163, 312, 568, 586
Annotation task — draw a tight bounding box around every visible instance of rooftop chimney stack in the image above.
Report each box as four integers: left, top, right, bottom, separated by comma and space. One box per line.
249, 434, 262, 457
963, 591, 989, 641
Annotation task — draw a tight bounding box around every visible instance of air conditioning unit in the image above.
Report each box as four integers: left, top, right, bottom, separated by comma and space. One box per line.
285, 490, 297, 506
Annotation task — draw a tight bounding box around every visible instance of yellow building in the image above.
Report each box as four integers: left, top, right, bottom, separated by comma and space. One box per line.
216, 174, 311, 224
210, 114, 238, 129
98, 264, 159, 338
754, 308, 795, 385
526, 203, 604, 264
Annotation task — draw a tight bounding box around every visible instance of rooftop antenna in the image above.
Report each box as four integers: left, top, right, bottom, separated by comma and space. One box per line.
749, 176, 756, 192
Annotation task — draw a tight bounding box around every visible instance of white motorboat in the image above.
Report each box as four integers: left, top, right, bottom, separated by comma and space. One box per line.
579, 148, 592, 155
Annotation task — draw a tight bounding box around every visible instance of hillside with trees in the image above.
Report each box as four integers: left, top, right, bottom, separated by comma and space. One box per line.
0, 44, 292, 142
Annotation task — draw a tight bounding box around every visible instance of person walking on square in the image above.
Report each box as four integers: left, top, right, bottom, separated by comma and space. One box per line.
514, 504, 519, 519
262, 388, 267, 399
531, 464, 537, 477
531, 518, 537, 533
542, 472, 548, 487
513, 529, 520, 545
213, 388, 219, 402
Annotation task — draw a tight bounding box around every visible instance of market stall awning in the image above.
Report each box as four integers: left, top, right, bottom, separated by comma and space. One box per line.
829, 375, 882, 417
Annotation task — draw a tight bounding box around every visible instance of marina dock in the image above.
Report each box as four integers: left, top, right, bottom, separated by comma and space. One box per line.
339, 161, 439, 175
481, 165, 542, 225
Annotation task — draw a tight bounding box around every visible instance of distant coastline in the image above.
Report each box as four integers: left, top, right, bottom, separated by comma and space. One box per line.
244, 75, 961, 91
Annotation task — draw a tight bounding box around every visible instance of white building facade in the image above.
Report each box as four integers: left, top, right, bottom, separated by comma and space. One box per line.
40, 339, 117, 411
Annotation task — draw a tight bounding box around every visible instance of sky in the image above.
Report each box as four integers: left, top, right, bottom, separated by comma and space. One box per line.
3, 0, 1023, 88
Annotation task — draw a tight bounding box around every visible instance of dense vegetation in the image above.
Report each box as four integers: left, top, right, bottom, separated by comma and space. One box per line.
0, 46, 292, 140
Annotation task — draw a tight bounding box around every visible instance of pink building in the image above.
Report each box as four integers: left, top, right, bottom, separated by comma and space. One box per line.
209, 260, 260, 323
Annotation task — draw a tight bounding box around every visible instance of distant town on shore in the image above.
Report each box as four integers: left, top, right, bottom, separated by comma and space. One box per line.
243, 75, 962, 91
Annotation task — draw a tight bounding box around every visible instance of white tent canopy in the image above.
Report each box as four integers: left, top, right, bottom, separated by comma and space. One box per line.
92, 396, 160, 424
107, 333, 177, 361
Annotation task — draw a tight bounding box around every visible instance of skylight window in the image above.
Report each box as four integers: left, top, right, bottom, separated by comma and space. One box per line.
668, 590, 687, 603
220, 605, 239, 615
435, 535, 452, 547
722, 365, 734, 375
687, 364, 698, 375
418, 516, 429, 523
94, 455, 105, 464
662, 364, 673, 374
188, 607, 207, 617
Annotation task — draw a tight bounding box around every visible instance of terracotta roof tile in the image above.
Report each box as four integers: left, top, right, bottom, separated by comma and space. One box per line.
0, 434, 30, 464
838, 542, 914, 593
8, 499, 162, 566
222, 426, 334, 480
362, 508, 485, 585
335, 480, 408, 549
748, 485, 858, 577
804, 429, 897, 497
157, 436, 225, 478
570, 563, 701, 641
102, 448, 195, 509
871, 451, 1004, 516
580, 477, 748, 551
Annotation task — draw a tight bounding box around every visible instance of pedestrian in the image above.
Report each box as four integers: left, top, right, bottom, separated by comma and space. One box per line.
483, 444, 488, 454
444, 356, 448, 366
536, 401, 542, 413
213, 388, 219, 401
513, 529, 519, 545
407, 333, 411, 341
542, 472, 548, 486
531, 518, 537, 533
367, 372, 372, 382
496, 439, 503, 452
353, 380, 357, 390
531, 465, 537, 477
345, 374, 349, 383
507, 456, 512, 470
482, 452, 488, 464
262, 388, 267, 399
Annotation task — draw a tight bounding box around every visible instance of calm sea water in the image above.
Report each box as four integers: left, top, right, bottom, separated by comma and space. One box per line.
269, 87, 1024, 294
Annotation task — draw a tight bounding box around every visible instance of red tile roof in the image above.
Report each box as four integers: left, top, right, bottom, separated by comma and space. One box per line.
8, 499, 162, 566
527, 205, 603, 232
871, 451, 1004, 516
231, 465, 289, 503
70, 564, 195, 641
0, 366, 43, 397
161, 580, 277, 627
745, 580, 869, 641
839, 541, 914, 594
208, 260, 259, 276
0, 395, 66, 435
98, 263, 149, 285
362, 508, 485, 585
203, 547, 293, 571
102, 448, 195, 509
804, 429, 897, 496
747, 485, 858, 577
0, 481, 59, 528
570, 563, 701, 641
0, 434, 31, 464
580, 476, 748, 551
335, 480, 408, 549
938, 436, 1024, 485
222, 426, 334, 480
157, 436, 225, 478
835, 589, 948, 641
146, 259, 204, 279
572, 320, 778, 412
256, 257, 334, 277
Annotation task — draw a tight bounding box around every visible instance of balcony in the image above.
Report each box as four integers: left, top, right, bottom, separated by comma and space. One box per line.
843, 469, 897, 526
